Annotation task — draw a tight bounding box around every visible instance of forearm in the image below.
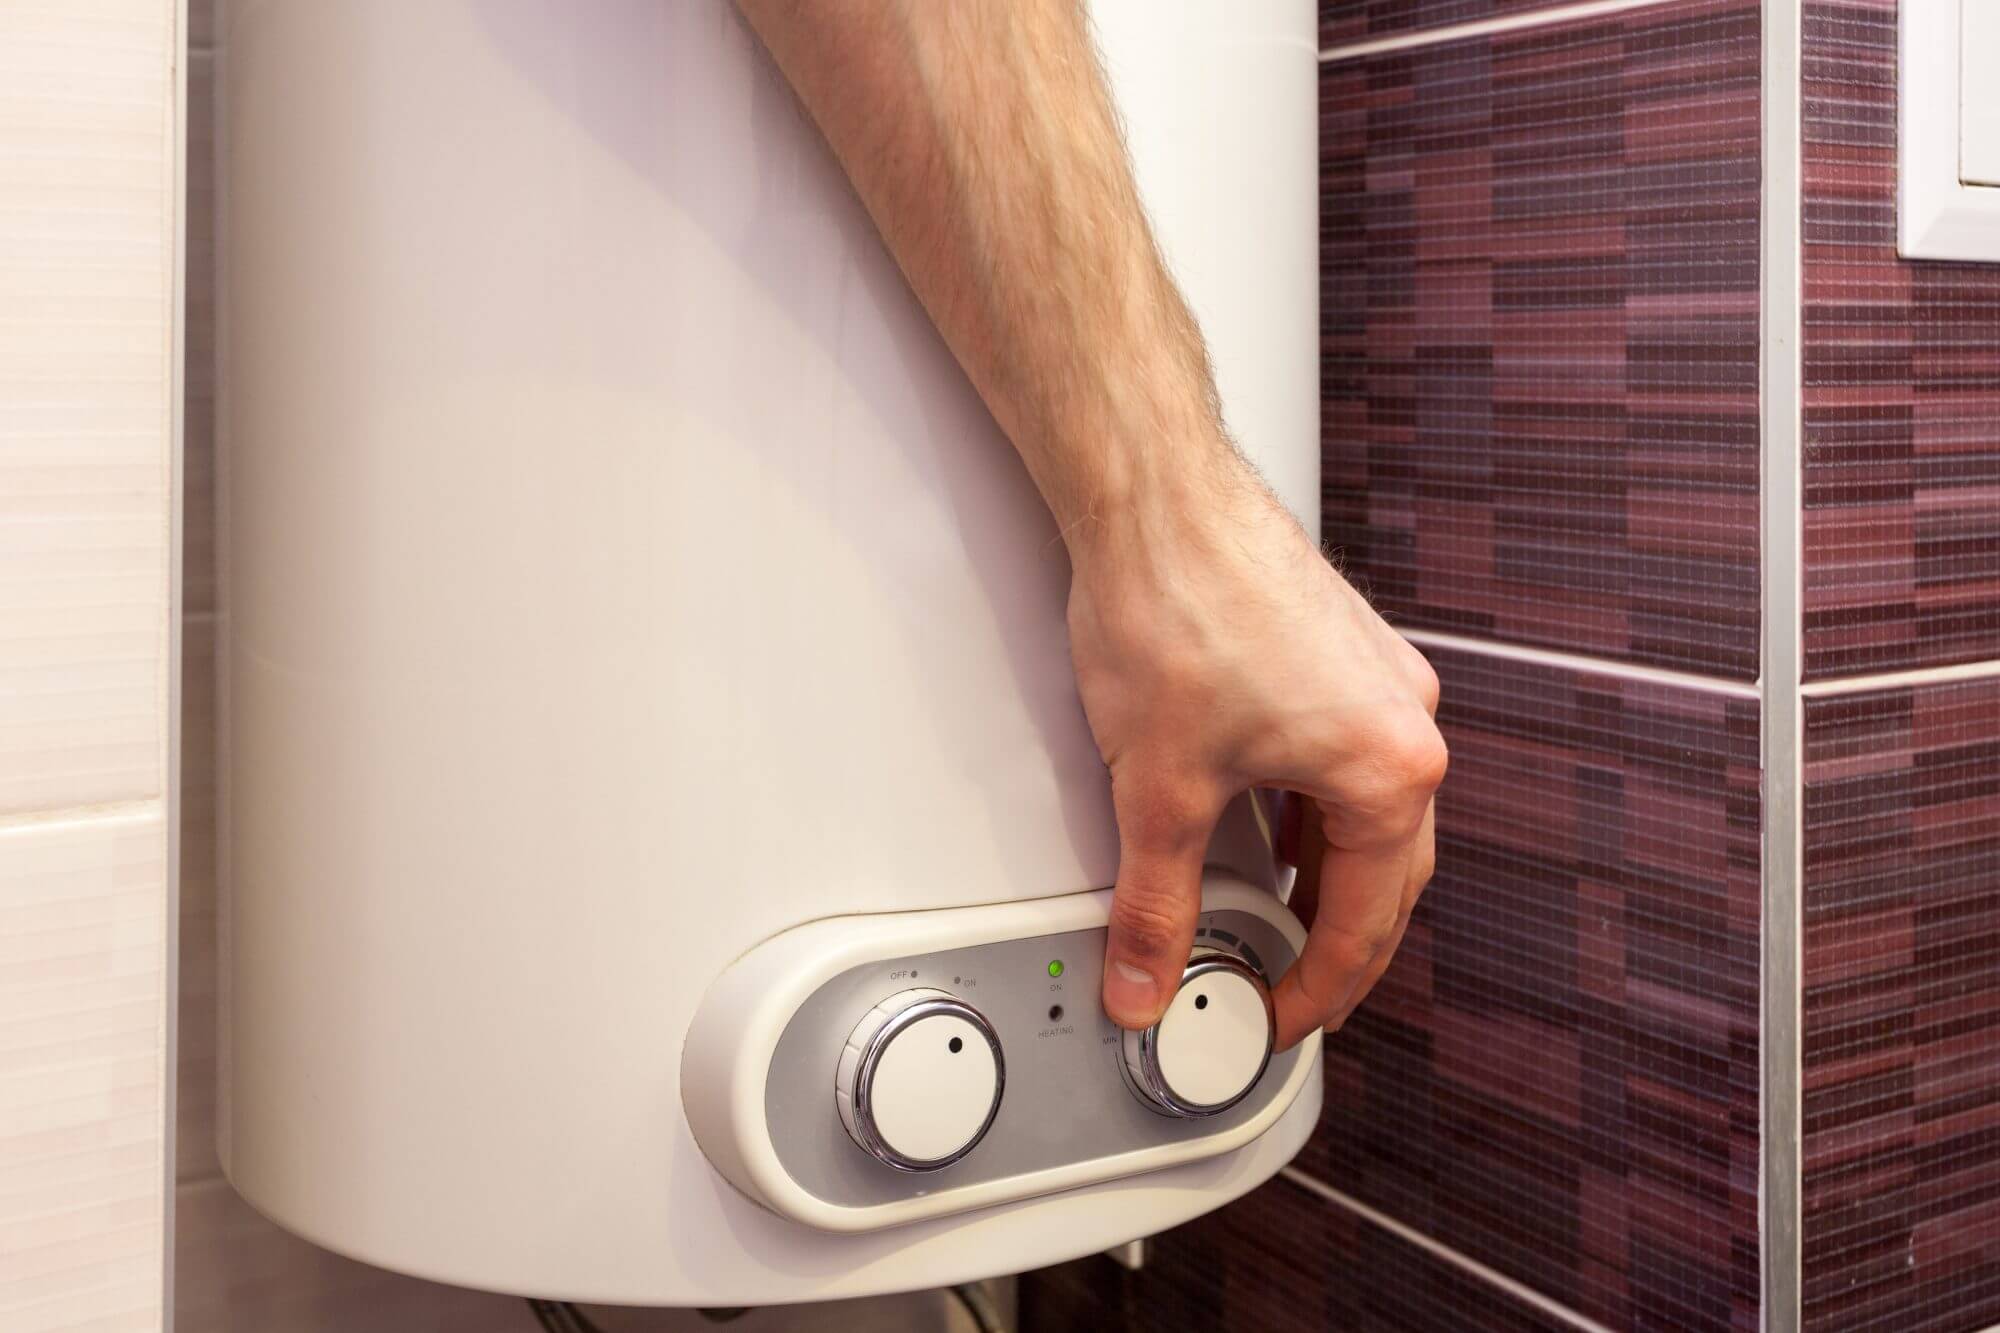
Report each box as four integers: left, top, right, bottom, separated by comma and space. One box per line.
739, 2, 1444, 1041
732, 0, 1238, 545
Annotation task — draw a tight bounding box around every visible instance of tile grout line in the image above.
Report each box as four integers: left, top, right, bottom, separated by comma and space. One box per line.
1317, 0, 1683, 63
1798, 655, 2000, 697
1759, 0, 1806, 1323
1396, 627, 1761, 698
1278, 1168, 1615, 1333
0, 799, 167, 836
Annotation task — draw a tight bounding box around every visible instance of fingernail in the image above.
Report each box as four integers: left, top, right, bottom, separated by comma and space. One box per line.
1105, 961, 1160, 1026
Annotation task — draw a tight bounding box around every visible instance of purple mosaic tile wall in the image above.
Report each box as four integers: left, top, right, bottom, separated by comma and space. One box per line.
1309, 647, 1762, 1331
1035, 0, 2000, 1328
1021, 642, 1763, 1331
1321, 0, 1762, 677
1797, 5, 2000, 1330
1802, 0, 2000, 678
1802, 679, 2000, 1332
1028, 3, 1769, 1327
1316, 11, 1769, 1311
1019, 1181, 1579, 1332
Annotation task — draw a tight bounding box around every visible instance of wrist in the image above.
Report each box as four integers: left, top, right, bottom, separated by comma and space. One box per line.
1058, 427, 1252, 572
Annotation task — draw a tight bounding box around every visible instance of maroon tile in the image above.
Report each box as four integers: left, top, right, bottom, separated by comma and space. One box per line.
1802, 678, 2000, 1333
1803, 0, 2000, 678
1016, 1177, 1577, 1332
1306, 647, 1762, 1331
1322, 0, 1762, 677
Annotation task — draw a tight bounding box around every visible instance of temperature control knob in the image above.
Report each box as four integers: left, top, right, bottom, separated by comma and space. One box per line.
1121, 950, 1275, 1118
835, 989, 1004, 1171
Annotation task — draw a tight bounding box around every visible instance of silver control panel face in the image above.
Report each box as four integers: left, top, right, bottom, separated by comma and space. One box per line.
763, 908, 1302, 1206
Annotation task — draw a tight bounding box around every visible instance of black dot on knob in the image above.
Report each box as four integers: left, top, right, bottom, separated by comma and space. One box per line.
948, 1036, 964, 1054
1194, 993, 1209, 1010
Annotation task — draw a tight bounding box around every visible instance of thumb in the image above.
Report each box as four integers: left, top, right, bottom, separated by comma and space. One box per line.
1102, 776, 1219, 1028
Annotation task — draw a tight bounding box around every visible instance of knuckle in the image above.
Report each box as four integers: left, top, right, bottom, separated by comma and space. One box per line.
1405, 654, 1441, 716
1322, 926, 1386, 974
1110, 890, 1191, 962
1410, 844, 1438, 891
1395, 720, 1450, 795
1342, 715, 1449, 828
1113, 777, 1213, 850
1284, 960, 1347, 1021
1317, 902, 1402, 971
1351, 909, 1402, 959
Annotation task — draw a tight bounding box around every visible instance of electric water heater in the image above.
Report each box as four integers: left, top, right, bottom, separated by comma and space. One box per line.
217, 0, 1320, 1306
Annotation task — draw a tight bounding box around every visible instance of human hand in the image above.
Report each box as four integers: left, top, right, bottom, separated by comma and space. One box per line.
1067, 454, 1446, 1050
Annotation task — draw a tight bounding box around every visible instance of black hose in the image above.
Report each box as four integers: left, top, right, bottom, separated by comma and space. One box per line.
525, 1299, 605, 1333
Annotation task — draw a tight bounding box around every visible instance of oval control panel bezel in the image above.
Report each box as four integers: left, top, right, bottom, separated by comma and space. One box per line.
765, 907, 1299, 1209
680, 875, 1322, 1234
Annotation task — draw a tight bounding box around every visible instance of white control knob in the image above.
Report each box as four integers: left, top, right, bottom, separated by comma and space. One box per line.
1121, 951, 1275, 1117
835, 989, 1004, 1171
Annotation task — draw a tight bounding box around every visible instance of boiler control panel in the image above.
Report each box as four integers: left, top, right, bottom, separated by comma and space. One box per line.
681, 877, 1321, 1233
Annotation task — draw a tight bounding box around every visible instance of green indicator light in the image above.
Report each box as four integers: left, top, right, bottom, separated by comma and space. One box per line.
1047, 960, 1064, 978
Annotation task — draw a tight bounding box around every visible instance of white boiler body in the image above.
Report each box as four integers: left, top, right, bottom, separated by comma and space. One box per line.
217, 0, 1320, 1306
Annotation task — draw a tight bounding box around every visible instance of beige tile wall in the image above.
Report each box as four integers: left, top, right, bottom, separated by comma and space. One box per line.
0, 2, 180, 1330
178, 4, 1001, 1327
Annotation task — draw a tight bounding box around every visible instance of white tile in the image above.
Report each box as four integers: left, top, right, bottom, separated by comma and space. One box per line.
0, 1, 177, 819
0, 813, 168, 1333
